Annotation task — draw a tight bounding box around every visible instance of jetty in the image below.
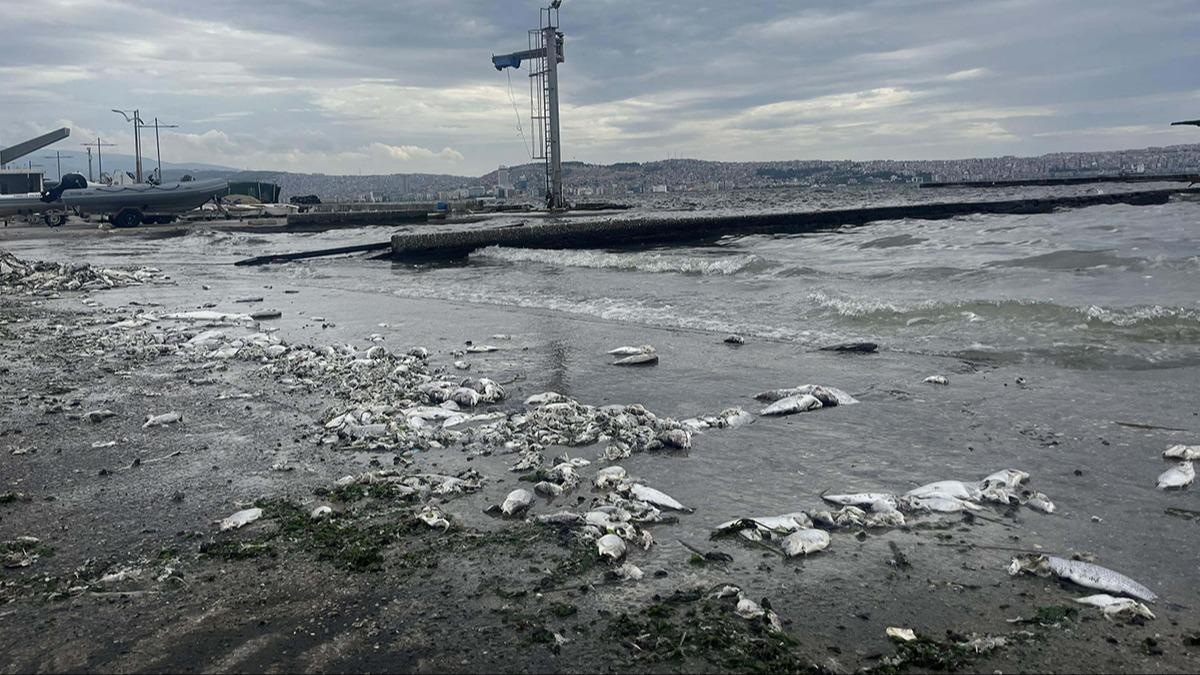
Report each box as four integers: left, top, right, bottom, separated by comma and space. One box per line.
387, 187, 1195, 260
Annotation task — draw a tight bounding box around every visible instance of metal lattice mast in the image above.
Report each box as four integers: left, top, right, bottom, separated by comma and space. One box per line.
493, 2, 565, 210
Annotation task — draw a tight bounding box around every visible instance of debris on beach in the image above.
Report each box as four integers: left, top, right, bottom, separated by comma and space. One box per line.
596, 533, 627, 561
1163, 444, 1200, 460
780, 528, 830, 556
501, 488, 533, 516
886, 627, 917, 642
608, 344, 655, 356
923, 375, 949, 385
760, 394, 822, 416
310, 505, 333, 520
612, 352, 658, 366
681, 407, 753, 432
723, 334, 745, 345
218, 507, 263, 532
1074, 594, 1156, 621
1, 249, 168, 293
142, 411, 183, 428
1156, 461, 1194, 489
1008, 554, 1158, 603
620, 483, 691, 513
753, 384, 857, 405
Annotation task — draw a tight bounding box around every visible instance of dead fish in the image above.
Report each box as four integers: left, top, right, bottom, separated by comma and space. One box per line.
1074, 594, 1156, 621
612, 353, 658, 366
907, 495, 981, 513
980, 468, 1030, 489
723, 334, 745, 345
465, 344, 499, 353
714, 513, 811, 539
627, 483, 692, 512
905, 480, 980, 502
781, 528, 830, 556
1163, 444, 1200, 460
734, 594, 782, 631
607, 344, 655, 356
525, 392, 567, 406
1156, 461, 1194, 489
417, 506, 451, 531
501, 488, 533, 516
249, 309, 282, 320
923, 375, 949, 385
219, 507, 263, 532
759, 393, 822, 416
1022, 491, 1057, 513
821, 491, 897, 508
753, 384, 857, 406
310, 505, 333, 520
534, 481, 564, 497
451, 387, 482, 407
84, 409, 116, 423
533, 511, 584, 526
593, 466, 628, 489
661, 428, 691, 449
1008, 554, 1158, 603
597, 533, 627, 561
142, 411, 182, 428
820, 341, 879, 354
611, 562, 644, 581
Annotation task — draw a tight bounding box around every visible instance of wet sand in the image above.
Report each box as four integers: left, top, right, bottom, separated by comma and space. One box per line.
1, 227, 1198, 673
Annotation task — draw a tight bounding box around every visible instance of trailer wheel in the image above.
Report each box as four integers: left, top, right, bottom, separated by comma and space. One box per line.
112, 208, 143, 228
43, 212, 66, 227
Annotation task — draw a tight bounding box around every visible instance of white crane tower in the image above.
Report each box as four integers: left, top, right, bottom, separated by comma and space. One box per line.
492, 1, 566, 210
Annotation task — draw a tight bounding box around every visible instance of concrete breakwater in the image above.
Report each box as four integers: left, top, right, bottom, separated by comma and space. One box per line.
389, 187, 1196, 260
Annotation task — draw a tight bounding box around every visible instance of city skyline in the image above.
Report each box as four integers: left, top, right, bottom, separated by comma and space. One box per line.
2, 0, 1198, 175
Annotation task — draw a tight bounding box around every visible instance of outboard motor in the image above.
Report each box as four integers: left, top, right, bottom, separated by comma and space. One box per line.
39, 173, 88, 203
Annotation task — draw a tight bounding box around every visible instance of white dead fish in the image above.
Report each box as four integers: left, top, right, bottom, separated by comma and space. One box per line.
734, 594, 783, 631
753, 384, 858, 406
1074, 594, 1156, 621
97, 567, 143, 585
1008, 554, 1158, 603
608, 345, 655, 356
417, 506, 451, 531
453, 360, 471, 370
613, 562, 644, 581
627, 483, 692, 512
524, 392, 567, 406
886, 627, 917, 642
714, 513, 811, 539
781, 528, 830, 556
219, 507, 263, 532
1163, 444, 1200, 460
164, 310, 251, 323
907, 495, 981, 513
759, 394, 822, 416
533, 511, 585, 526
980, 468, 1030, 489
923, 375, 949, 385
905, 480, 980, 502
594, 466, 628, 489
501, 488, 533, 516
142, 411, 182, 428
451, 387, 482, 407
1023, 491, 1057, 513
1156, 461, 1194, 489
612, 352, 658, 366
597, 533, 627, 561
724, 334, 745, 345
821, 492, 897, 508
466, 344, 499, 353
534, 481, 564, 497
310, 505, 333, 520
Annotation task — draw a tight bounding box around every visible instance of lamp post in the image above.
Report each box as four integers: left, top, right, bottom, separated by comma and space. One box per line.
41, 151, 73, 180
111, 109, 143, 182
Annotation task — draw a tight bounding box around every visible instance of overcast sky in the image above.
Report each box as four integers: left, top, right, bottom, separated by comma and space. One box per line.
2, 0, 1198, 176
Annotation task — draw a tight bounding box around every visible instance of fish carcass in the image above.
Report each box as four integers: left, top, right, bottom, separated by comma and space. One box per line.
1008, 554, 1158, 603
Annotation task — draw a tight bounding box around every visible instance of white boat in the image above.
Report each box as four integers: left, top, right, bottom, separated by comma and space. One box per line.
0, 174, 229, 227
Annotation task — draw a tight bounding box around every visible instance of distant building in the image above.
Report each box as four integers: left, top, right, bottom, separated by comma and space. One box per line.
650, 184, 668, 193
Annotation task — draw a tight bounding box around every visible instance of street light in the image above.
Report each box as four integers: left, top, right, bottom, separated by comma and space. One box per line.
81, 138, 116, 182
111, 108, 143, 182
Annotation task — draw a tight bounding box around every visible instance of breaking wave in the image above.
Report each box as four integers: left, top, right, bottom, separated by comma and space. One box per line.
472, 246, 770, 276
805, 291, 1200, 338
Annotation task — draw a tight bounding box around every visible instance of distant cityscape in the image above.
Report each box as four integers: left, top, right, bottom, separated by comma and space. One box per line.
178, 143, 1200, 203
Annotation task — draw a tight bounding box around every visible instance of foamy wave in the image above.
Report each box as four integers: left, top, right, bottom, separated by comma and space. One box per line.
472, 246, 767, 276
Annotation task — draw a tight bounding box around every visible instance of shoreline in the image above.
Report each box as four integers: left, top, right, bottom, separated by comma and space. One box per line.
2, 248, 1197, 672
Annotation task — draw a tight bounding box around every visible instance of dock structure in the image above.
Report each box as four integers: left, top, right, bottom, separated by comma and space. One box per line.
921, 173, 1200, 188
390, 187, 1194, 260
